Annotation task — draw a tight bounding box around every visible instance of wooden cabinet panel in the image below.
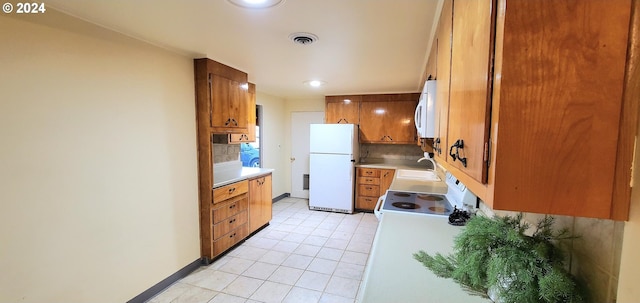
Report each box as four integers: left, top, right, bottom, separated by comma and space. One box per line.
230, 83, 256, 143
249, 174, 272, 234
355, 168, 396, 211
447, 0, 494, 183
360, 95, 419, 144
210, 74, 248, 133
212, 211, 248, 240
213, 224, 248, 257
433, 0, 453, 162
429, 0, 636, 219
212, 195, 248, 223
380, 169, 395, 195
213, 180, 248, 203
325, 95, 361, 124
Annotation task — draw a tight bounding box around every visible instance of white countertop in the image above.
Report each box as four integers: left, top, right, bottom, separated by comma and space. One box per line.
358, 159, 448, 194
358, 212, 491, 303
213, 161, 274, 188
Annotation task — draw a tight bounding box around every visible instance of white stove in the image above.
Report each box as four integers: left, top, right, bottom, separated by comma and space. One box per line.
374, 171, 477, 220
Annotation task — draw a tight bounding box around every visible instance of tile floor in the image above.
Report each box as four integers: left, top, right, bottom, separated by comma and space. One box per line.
147, 197, 379, 303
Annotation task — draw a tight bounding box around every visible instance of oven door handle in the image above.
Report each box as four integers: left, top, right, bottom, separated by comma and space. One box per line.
374, 192, 386, 221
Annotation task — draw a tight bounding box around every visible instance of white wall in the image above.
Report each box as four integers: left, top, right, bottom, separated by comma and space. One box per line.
282, 98, 325, 193
256, 92, 287, 198
0, 12, 200, 302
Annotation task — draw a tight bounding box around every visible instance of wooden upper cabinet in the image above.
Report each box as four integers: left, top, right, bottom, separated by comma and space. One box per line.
360, 94, 420, 144
433, 0, 453, 162
325, 95, 361, 124
447, 0, 494, 184
230, 83, 256, 143
432, 0, 636, 220
194, 58, 249, 134
486, 0, 634, 219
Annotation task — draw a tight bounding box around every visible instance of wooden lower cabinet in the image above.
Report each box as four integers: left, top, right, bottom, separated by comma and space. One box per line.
207, 180, 249, 259
249, 174, 273, 233
355, 168, 395, 211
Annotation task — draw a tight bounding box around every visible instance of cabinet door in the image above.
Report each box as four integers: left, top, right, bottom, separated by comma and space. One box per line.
379, 169, 395, 195
433, 0, 453, 162
447, 0, 494, 183
210, 74, 248, 133
229, 83, 256, 143
360, 97, 419, 144
249, 174, 272, 233
325, 95, 361, 124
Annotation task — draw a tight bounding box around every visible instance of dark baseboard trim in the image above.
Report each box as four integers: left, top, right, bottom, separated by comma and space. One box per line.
127, 258, 203, 303
272, 193, 290, 203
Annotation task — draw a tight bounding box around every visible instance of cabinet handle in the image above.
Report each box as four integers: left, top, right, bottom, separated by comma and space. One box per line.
365, 171, 373, 175
449, 139, 468, 167
383, 172, 389, 177
337, 118, 344, 123
365, 179, 373, 182
228, 188, 236, 194
433, 138, 442, 155
229, 204, 236, 209
366, 187, 372, 190
229, 218, 236, 224
231, 118, 238, 126
224, 118, 231, 126
230, 233, 236, 238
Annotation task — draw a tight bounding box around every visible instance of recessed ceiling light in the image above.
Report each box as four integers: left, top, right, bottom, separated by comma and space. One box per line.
304, 80, 326, 88
227, 0, 285, 9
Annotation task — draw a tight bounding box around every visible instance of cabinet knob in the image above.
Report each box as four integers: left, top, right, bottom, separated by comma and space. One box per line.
228, 187, 236, 194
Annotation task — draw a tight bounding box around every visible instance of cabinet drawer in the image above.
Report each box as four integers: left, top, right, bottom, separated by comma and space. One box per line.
213, 224, 248, 257
213, 180, 248, 203
358, 177, 380, 185
212, 195, 248, 224
358, 184, 380, 197
357, 168, 380, 178
212, 211, 248, 240
356, 196, 379, 210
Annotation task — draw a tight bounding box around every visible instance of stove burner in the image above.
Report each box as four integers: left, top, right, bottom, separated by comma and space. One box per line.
428, 206, 448, 213
392, 202, 420, 209
393, 192, 411, 197
417, 194, 444, 201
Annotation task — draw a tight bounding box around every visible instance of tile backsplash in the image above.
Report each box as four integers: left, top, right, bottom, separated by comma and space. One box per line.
480, 203, 624, 303
359, 144, 424, 161
212, 143, 240, 163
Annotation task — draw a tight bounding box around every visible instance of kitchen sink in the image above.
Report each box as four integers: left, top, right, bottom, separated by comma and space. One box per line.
396, 169, 440, 181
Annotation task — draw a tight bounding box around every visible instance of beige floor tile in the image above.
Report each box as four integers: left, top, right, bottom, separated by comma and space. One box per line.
208, 293, 247, 303
222, 276, 264, 298
316, 247, 344, 261
325, 276, 360, 298
218, 257, 255, 275
333, 262, 365, 280
293, 244, 322, 257
330, 230, 353, 241
257, 250, 289, 265
241, 262, 278, 280
233, 246, 269, 261
303, 235, 329, 246
295, 271, 331, 292
282, 233, 307, 243
310, 228, 333, 237
244, 237, 279, 250
324, 238, 349, 250
249, 281, 292, 303
281, 254, 313, 269
341, 251, 369, 266
346, 240, 372, 254
171, 286, 217, 303
319, 292, 355, 303
183, 270, 238, 292
307, 258, 338, 275
282, 287, 322, 303
267, 266, 304, 285
271, 240, 300, 253
262, 230, 289, 240
283, 218, 304, 225
148, 282, 191, 303
291, 225, 316, 235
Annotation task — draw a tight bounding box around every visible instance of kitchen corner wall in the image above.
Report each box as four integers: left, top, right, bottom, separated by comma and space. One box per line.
481, 205, 624, 303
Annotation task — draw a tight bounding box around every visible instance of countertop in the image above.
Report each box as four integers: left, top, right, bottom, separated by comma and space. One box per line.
358, 212, 492, 303
358, 158, 448, 194
213, 161, 274, 188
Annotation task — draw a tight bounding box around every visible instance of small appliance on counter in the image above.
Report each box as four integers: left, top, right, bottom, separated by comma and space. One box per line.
374, 171, 477, 222
308, 123, 359, 214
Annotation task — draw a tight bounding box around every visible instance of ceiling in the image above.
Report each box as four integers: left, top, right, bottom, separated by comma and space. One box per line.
45, 0, 442, 100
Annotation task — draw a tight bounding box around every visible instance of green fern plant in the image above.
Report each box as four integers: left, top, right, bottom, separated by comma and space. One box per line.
413, 214, 585, 303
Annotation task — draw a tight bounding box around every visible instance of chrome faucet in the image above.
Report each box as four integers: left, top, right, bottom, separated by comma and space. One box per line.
417, 152, 437, 171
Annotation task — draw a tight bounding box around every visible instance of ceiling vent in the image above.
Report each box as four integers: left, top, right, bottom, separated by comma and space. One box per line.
289, 32, 318, 45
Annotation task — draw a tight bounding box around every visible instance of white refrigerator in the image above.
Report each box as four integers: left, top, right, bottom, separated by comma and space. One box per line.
309, 124, 359, 214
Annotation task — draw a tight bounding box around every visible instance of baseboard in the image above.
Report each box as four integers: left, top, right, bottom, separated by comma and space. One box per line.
127, 258, 203, 303
272, 193, 290, 203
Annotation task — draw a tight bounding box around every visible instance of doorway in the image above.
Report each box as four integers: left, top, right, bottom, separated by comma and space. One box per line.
290, 112, 324, 198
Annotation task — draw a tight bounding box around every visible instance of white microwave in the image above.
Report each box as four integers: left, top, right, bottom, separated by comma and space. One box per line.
415, 80, 436, 138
